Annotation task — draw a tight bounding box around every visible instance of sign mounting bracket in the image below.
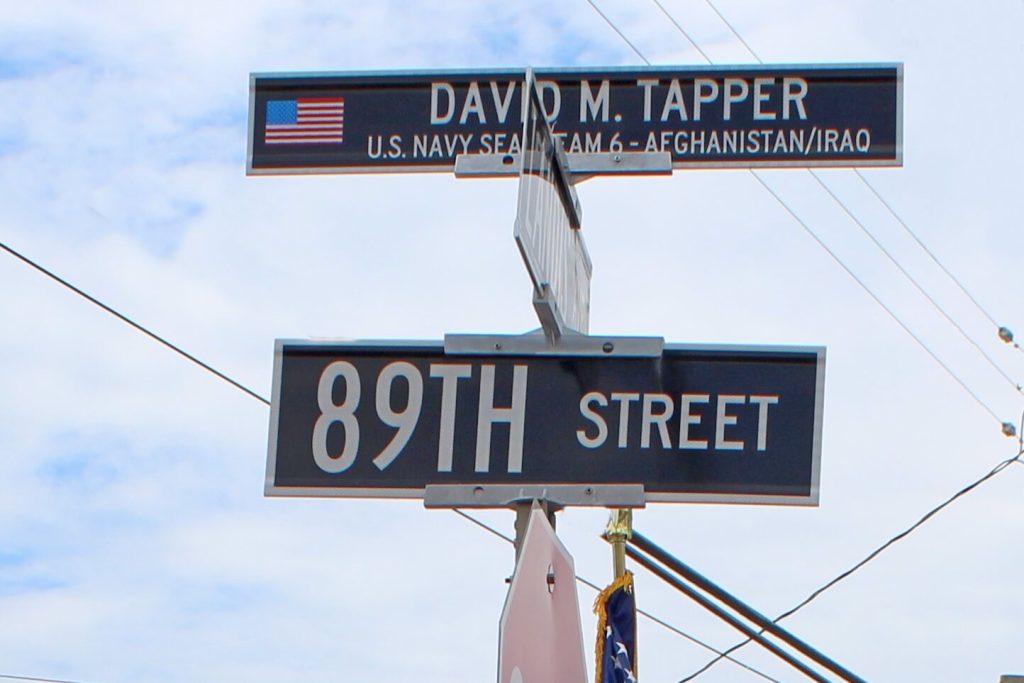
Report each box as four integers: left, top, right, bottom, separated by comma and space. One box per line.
423, 484, 647, 509
443, 331, 665, 357
454, 151, 674, 181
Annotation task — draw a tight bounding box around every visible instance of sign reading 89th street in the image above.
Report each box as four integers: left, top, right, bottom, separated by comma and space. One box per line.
266, 340, 825, 505
248, 65, 901, 174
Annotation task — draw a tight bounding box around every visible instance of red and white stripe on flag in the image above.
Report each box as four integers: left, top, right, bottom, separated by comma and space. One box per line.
265, 97, 345, 145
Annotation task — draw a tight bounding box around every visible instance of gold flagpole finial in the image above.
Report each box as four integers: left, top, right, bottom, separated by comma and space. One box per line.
605, 508, 633, 579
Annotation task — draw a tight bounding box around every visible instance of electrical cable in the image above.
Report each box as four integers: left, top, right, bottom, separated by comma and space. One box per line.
806, 170, 1022, 395
656, 0, 1023, 395
0, 237, 779, 683
584, 0, 650, 66
0, 675, 95, 683
585, 0, 1011, 427
0, 240, 271, 406
454, 512, 782, 682
651, 0, 713, 63
581, 4, 1024, 679
851, 167, 1005, 332
700, 0, 1021, 356
679, 445, 1024, 682
4, 10, 1019, 679
749, 172, 1004, 423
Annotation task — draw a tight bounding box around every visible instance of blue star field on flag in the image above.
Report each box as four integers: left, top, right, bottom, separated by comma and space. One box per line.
594, 571, 637, 683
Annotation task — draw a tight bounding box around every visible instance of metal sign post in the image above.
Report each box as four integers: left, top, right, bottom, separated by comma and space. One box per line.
251, 60, 869, 683
498, 504, 588, 683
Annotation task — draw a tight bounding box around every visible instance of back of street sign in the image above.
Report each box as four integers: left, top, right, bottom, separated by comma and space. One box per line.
514, 73, 591, 338
248, 64, 902, 174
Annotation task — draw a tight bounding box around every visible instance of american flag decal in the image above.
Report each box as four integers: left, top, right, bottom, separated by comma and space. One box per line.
264, 97, 345, 145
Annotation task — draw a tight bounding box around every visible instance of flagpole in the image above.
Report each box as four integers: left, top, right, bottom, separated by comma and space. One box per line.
598, 509, 638, 683
605, 508, 633, 579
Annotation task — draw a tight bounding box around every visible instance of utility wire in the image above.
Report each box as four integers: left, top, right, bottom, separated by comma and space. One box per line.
0, 240, 270, 406
0, 675, 95, 683
653, 0, 1023, 397
700, 0, 1020, 355
750, 172, 1003, 423
651, 0, 713, 63
680, 445, 1024, 682
583, 3, 1024, 678
454, 511, 781, 682
698, 0, 760, 64
6, 11, 1018, 679
851, 167, 1006, 334
3, 234, 1014, 683
584, 0, 650, 65
585, 1, 1007, 426
1, 238, 778, 683
806, 170, 1022, 396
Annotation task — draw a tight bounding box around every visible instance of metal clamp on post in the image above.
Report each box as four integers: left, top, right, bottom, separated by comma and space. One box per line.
423, 484, 646, 509
444, 332, 664, 357
454, 152, 673, 181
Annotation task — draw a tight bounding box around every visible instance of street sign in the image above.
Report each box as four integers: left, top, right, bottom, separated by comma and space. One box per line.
248, 64, 902, 174
265, 338, 825, 505
515, 73, 591, 337
498, 505, 588, 683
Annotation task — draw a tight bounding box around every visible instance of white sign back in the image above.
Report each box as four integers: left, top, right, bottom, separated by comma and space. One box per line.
497, 505, 588, 683
514, 73, 591, 337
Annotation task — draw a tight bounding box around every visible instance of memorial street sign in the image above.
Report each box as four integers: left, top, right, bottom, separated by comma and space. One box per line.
248, 64, 902, 174
265, 339, 825, 505
515, 73, 591, 337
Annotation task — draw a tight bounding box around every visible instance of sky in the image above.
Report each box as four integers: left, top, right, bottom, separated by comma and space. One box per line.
1, 1, 1022, 682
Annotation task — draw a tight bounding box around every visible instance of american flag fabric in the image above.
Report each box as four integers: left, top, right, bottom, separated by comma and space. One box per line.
594, 571, 637, 683
264, 97, 345, 144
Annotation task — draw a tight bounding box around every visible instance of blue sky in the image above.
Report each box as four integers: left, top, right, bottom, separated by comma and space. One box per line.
1, 1, 1023, 682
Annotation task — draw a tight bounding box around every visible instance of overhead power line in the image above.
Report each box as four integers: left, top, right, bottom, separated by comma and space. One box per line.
0, 674, 96, 683
749, 173, 1004, 424
806, 169, 1022, 397
680, 445, 1024, 682
6, 9, 1022, 676
0, 240, 270, 406
698, 0, 1020, 357
1, 236, 777, 682
654, 0, 1024, 398
580, 2, 1024, 678
584, 1, 1011, 428
454, 510, 782, 682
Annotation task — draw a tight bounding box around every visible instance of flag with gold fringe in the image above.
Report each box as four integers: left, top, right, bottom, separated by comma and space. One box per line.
594, 570, 637, 683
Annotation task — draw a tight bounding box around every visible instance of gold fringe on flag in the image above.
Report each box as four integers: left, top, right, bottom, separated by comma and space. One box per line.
593, 570, 635, 683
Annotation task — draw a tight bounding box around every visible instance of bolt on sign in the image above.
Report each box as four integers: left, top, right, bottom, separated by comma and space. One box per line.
265, 340, 825, 505
248, 65, 902, 174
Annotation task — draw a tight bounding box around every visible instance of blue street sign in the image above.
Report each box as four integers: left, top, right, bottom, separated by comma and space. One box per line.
266, 339, 825, 505
248, 65, 901, 174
